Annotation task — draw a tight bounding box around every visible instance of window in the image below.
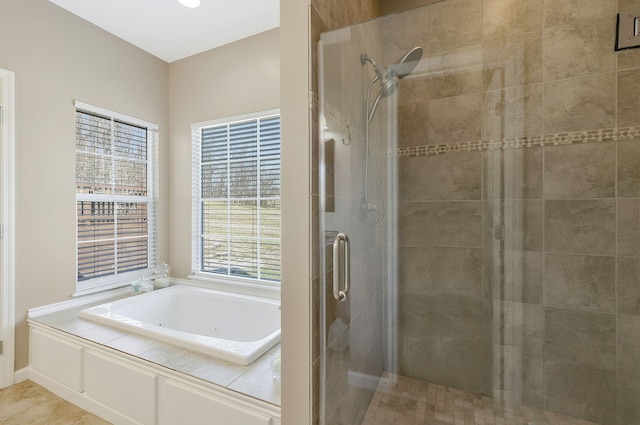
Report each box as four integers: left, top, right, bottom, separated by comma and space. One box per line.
192, 111, 281, 284
75, 101, 158, 292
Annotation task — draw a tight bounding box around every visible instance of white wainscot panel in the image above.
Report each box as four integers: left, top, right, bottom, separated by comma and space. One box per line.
84, 350, 157, 425
30, 328, 83, 392
158, 377, 273, 425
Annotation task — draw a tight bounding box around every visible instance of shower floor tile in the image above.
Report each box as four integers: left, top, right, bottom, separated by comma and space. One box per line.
361, 372, 600, 425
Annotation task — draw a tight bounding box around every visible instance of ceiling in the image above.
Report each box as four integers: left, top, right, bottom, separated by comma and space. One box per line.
49, 0, 280, 63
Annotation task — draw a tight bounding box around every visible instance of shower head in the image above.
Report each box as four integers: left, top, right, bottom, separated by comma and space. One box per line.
391, 46, 423, 79
361, 46, 423, 98
362, 47, 423, 123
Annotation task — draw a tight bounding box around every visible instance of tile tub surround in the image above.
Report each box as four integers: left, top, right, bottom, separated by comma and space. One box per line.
28, 299, 281, 407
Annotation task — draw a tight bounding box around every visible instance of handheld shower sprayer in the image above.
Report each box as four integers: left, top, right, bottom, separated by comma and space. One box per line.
360, 47, 423, 225
361, 47, 423, 124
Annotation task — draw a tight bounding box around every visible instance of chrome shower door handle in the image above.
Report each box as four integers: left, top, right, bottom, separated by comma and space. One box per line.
332, 232, 350, 302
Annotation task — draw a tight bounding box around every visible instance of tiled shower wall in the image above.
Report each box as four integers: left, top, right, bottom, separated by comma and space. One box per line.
395, 1, 640, 425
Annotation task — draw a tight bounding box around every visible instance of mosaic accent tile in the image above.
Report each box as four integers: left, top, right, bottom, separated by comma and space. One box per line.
390, 126, 640, 159
325, 96, 640, 160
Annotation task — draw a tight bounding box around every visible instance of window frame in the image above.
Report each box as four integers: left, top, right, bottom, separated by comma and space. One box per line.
74, 101, 159, 296
191, 109, 281, 288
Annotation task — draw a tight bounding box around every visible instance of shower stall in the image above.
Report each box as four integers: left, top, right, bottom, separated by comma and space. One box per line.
318, 1, 640, 425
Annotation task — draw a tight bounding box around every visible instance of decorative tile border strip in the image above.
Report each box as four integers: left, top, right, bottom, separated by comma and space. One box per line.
321, 97, 640, 158
389, 126, 640, 158
322, 100, 364, 145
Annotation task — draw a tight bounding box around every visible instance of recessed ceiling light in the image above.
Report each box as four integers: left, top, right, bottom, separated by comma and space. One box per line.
178, 0, 200, 8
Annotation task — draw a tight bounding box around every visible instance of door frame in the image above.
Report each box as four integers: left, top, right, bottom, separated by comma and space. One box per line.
0, 68, 15, 388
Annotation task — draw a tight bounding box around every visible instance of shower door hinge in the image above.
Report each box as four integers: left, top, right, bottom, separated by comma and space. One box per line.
309, 90, 315, 110
0, 224, 4, 240
0, 340, 4, 355
0, 107, 4, 124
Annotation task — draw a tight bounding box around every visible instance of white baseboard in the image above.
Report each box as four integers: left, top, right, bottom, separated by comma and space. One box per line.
14, 367, 29, 383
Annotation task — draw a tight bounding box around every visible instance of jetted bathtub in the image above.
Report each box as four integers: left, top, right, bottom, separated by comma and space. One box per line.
79, 285, 281, 365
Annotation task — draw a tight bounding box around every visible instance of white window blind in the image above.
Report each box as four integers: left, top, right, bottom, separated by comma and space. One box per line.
75, 102, 158, 289
192, 111, 281, 283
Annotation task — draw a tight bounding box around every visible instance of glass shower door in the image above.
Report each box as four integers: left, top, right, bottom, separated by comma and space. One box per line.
320, 0, 640, 424
318, 16, 391, 425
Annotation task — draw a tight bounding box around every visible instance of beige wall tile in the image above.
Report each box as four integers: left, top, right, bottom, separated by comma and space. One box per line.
544, 362, 616, 424
483, 148, 543, 199
429, 0, 482, 53
400, 246, 482, 296
399, 152, 482, 201
620, 0, 640, 11
618, 140, 640, 197
617, 369, 640, 425
400, 293, 492, 341
618, 69, 640, 127
522, 356, 544, 408
618, 199, 640, 256
483, 199, 543, 251
399, 201, 482, 247
618, 48, 640, 71
617, 257, 640, 316
426, 44, 483, 100
428, 93, 482, 144
543, 0, 616, 28
619, 314, 640, 346
545, 200, 616, 256
544, 254, 616, 313
483, 250, 543, 303
398, 76, 430, 106
482, 0, 543, 41
544, 307, 616, 370
543, 143, 616, 199
398, 102, 429, 147
543, 17, 615, 80
482, 83, 543, 140
382, 5, 429, 65
544, 73, 616, 133
493, 301, 542, 348
483, 32, 543, 90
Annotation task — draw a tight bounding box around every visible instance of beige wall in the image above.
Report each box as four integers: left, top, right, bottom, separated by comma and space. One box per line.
0, 0, 169, 370
168, 29, 280, 279
0, 0, 281, 395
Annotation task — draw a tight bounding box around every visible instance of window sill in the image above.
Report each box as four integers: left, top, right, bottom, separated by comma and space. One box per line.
73, 270, 154, 298
183, 273, 281, 300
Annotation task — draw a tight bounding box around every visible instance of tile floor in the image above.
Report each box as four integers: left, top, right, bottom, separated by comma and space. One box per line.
361, 373, 600, 425
0, 380, 110, 425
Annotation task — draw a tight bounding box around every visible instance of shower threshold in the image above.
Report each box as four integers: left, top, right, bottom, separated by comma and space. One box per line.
362, 372, 600, 425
